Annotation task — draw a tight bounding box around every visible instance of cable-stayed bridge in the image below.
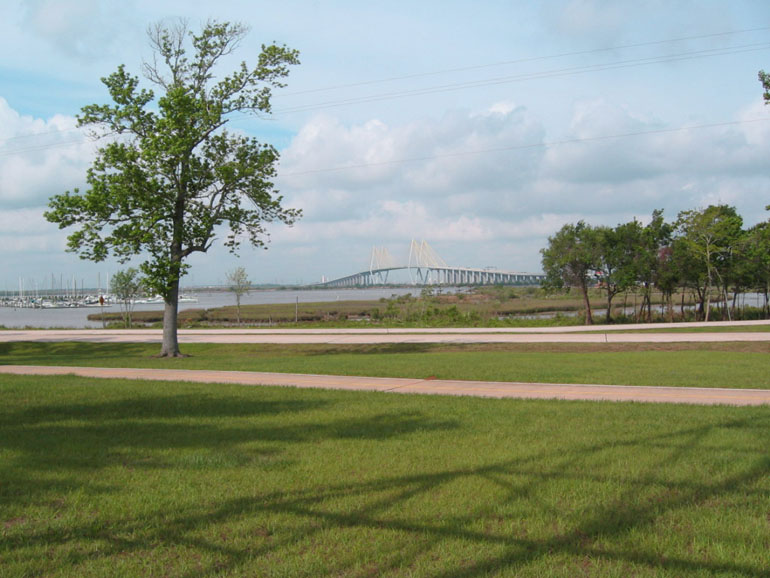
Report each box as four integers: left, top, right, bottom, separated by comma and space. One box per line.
319, 240, 545, 288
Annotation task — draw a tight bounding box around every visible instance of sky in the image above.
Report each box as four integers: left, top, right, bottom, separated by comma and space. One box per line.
1, 0, 770, 289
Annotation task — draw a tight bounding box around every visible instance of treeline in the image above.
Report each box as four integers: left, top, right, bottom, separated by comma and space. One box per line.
540, 205, 770, 324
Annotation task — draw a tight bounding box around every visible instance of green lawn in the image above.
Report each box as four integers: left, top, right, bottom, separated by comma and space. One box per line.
2, 341, 769, 389
1, 374, 768, 576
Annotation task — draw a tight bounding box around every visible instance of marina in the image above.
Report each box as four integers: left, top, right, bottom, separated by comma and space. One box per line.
0, 287, 419, 329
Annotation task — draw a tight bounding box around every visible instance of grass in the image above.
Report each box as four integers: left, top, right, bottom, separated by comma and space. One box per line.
604, 323, 770, 333
88, 287, 709, 328
2, 341, 770, 389
1, 374, 768, 576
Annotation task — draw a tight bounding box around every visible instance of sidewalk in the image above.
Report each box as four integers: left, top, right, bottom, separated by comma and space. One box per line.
1, 326, 769, 344
2, 365, 768, 406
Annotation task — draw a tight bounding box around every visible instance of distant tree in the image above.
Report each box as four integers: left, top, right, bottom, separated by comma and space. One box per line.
674, 205, 743, 321
540, 221, 601, 325
595, 220, 644, 323
110, 268, 143, 328
636, 209, 672, 322
226, 266, 251, 324
45, 20, 300, 356
655, 244, 680, 322
741, 220, 770, 316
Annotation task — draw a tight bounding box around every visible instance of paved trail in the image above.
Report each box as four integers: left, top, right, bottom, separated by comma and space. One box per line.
2, 365, 768, 406
2, 321, 768, 406
1, 320, 769, 344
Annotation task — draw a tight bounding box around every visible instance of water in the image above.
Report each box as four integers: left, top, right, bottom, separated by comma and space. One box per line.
3, 288, 763, 329
0, 287, 424, 329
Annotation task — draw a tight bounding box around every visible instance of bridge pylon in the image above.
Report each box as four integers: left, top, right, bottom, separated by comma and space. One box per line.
408, 239, 447, 284
369, 246, 399, 284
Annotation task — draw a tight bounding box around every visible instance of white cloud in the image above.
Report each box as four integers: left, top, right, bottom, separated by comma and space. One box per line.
0, 206, 64, 252
542, 98, 770, 189
0, 98, 95, 207
280, 103, 547, 224
273, 93, 770, 278
20, 0, 137, 60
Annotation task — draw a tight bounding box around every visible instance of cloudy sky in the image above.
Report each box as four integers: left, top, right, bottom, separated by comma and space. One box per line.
1, 0, 769, 288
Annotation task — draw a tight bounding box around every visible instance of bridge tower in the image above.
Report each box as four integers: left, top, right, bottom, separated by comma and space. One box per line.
408, 240, 447, 284
369, 246, 398, 284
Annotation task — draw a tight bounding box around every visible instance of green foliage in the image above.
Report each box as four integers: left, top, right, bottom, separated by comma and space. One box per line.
44, 20, 300, 356
759, 69, 770, 103
674, 205, 744, 321
540, 221, 601, 324
542, 205, 769, 323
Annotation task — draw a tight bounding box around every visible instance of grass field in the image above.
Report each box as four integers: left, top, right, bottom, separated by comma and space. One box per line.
1, 374, 768, 576
2, 340, 769, 389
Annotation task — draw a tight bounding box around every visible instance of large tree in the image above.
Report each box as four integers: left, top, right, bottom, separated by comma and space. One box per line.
45, 21, 300, 356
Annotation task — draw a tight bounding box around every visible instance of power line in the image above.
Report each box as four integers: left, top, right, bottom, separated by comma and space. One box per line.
0, 138, 89, 157
279, 117, 770, 177
1, 34, 768, 156
2, 26, 767, 149
273, 42, 770, 115
280, 26, 770, 97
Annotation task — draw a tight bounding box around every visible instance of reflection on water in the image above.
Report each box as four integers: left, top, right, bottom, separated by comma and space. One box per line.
0, 288, 422, 329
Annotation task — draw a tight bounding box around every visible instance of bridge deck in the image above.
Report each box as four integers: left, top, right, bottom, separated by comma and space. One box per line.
320, 266, 545, 288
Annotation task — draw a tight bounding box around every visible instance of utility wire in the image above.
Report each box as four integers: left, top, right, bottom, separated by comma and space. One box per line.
280, 26, 770, 97
1, 32, 768, 154
3, 26, 768, 148
274, 42, 770, 115
279, 117, 770, 177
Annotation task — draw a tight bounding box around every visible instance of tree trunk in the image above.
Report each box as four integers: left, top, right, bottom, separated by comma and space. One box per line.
646, 290, 652, 322
581, 283, 593, 325
160, 277, 182, 357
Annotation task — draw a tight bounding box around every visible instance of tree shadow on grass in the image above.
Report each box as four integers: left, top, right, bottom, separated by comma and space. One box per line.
0, 378, 458, 512
0, 341, 156, 365
1, 383, 768, 576
303, 343, 437, 356
170, 415, 767, 577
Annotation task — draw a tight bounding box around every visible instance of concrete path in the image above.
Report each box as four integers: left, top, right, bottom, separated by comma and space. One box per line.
2, 365, 768, 406
1, 320, 769, 344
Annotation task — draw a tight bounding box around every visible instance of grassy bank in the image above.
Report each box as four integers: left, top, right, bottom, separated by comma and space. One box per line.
1, 374, 768, 576
2, 341, 769, 389
89, 286, 719, 328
